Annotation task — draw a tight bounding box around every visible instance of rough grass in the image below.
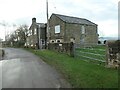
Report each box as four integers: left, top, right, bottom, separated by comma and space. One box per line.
25, 48, 118, 88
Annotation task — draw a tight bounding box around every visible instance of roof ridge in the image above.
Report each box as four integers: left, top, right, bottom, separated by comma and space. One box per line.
54, 13, 86, 20
52, 13, 97, 25
36, 22, 44, 24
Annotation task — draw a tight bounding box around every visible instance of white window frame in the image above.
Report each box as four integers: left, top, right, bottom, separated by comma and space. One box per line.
81, 26, 85, 34
34, 28, 37, 35
55, 25, 60, 33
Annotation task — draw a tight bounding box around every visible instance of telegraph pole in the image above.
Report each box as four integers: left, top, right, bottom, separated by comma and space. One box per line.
46, 0, 49, 47
46, 0, 49, 22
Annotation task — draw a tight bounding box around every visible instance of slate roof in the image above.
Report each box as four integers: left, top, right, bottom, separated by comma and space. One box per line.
36, 23, 46, 28
29, 23, 45, 30
53, 13, 97, 26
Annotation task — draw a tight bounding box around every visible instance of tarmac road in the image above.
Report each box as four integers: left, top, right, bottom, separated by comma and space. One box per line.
0, 48, 71, 89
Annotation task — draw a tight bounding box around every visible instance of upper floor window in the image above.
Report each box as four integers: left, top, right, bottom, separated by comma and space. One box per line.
30, 30, 32, 35
81, 26, 85, 34
55, 25, 60, 33
34, 28, 37, 35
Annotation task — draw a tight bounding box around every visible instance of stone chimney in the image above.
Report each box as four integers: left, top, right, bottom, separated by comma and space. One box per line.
32, 18, 36, 24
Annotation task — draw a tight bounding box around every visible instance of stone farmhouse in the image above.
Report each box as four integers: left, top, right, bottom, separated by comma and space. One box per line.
26, 18, 47, 49
48, 13, 98, 47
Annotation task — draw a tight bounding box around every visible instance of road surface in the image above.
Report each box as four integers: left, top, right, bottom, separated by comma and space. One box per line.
0, 48, 71, 89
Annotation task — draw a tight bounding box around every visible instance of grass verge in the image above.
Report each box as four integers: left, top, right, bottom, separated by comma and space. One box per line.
25, 48, 118, 88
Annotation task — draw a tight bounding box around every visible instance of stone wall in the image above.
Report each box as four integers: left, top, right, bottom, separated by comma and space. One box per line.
48, 42, 74, 57
106, 40, 120, 68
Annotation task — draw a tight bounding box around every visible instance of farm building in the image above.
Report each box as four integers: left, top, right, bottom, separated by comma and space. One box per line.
48, 13, 98, 47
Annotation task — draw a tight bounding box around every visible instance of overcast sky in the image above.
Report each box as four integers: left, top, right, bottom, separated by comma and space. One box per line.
0, 0, 119, 40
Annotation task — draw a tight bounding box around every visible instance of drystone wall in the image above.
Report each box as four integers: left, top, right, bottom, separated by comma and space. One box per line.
106, 40, 120, 68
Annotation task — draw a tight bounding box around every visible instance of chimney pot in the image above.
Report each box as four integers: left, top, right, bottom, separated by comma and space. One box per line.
32, 18, 36, 23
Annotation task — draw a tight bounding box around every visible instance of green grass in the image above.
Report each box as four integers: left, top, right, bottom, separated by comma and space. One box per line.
25, 48, 118, 88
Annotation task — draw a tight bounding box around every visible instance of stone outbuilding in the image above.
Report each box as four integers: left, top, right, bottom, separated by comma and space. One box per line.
48, 13, 98, 47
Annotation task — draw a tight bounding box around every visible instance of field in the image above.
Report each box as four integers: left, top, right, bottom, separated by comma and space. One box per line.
25, 45, 118, 88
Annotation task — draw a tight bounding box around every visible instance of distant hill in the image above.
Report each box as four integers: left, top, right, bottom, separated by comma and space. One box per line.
99, 37, 118, 41
98, 37, 119, 44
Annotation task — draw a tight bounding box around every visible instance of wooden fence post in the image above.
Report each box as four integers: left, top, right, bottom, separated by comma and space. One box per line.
70, 42, 74, 57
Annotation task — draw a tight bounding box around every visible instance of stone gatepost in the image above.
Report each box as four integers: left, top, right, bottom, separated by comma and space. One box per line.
70, 42, 75, 57
106, 40, 120, 68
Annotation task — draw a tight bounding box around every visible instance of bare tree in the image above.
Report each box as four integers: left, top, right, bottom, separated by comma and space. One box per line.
14, 24, 29, 47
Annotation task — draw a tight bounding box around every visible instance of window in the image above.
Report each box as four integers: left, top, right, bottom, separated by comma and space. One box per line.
55, 25, 60, 33
29, 30, 32, 35
81, 26, 85, 34
52, 41, 54, 43
57, 40, 60, 43
42, 40, 45, 44
27, 31, 29, 36
34, 28, 37, 35
29, 30, 31, 35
